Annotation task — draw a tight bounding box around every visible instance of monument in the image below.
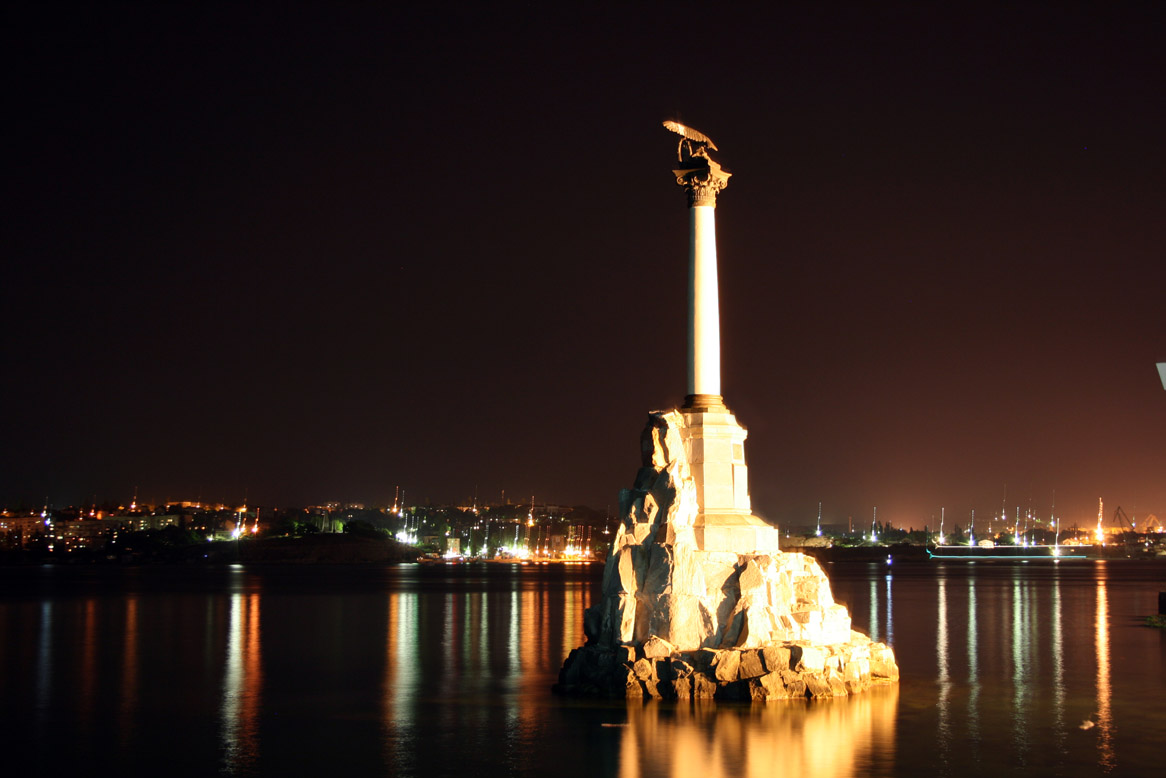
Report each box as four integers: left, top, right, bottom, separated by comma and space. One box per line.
553, 122, 899, 700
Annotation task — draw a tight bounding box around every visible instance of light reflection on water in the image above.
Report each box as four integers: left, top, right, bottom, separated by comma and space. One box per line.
615, 688, 898, 778
35, 600, 52, 724
1052, 574, 1064, 753
966, 572, 980, 756
119, 595, 138, 748
866, 572, 894, 647
220, 581, 262, 774
1010, 575, 1031, 762
1095, 565, 1114, 771
79, 598, 97, 730
826, 559, 1158, 777
384, 590, 420, 774
4, 561, 1163, 777
885, 573, 894, 645
936, 574, 951, 769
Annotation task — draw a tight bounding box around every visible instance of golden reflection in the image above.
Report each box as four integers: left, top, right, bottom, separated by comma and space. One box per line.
618, 687, 898, 778
379, 570, 594, 764
119, 596, 139, 747
383, 589, 419, 769
1094, 566, 1114, 770
221, 589, 262, 773
519, 579, 589, 699
518, 587, 543, 689
563, 583, 579, 650
384, 594, 395, 727
503, 574, 594, 734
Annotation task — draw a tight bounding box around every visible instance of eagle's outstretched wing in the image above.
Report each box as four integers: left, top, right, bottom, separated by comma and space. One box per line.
662, 120, 718, 151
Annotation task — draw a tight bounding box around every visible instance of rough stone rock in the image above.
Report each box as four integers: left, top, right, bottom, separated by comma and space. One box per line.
719, 597, 748, 647
642, 680, 665, 699
761, 645, 792, 673
746, 679, 770, 701
554, 409, 899, 701
827, 670, 849, 697
751, 672, 788, 700
693, 674, 718, 699
795, 644, 828, 673
803, 672, 832, 699
615, 548, 637, 594
609, 592, 635, 644
738, 649, 766, 679
582, 607, 600, 644
694, 648, 718, 672
738, 559, 765, 593
844, 657, 871, 693
642, 635, 675, 659
870, 644, 899, 680
780, 670, 807, 698
711, 650, 740, 682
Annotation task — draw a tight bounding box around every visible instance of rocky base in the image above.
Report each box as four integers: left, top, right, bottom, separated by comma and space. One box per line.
554, 634, 898, 701
559, 408, 901, 701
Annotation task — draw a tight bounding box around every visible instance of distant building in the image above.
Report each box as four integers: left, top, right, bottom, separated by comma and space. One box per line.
53, 519, 112, 551
0, 514, 48, 547
109, 514, 180, 532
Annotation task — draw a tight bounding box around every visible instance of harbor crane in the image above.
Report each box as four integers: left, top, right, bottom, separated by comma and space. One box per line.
1113, 506, 1136, 533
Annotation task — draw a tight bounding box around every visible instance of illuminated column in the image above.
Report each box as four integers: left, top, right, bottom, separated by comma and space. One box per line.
667, 130, 774, 552
675, 157, 730, 410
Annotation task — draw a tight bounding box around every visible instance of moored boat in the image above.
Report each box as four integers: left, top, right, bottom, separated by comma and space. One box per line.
927, 544, 1087, 560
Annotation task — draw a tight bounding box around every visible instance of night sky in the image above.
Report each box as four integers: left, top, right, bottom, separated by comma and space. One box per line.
4, 4, 1163, 530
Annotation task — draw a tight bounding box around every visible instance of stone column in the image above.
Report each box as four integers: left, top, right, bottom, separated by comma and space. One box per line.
669, 135, 778, 553
675, 160, 730, 411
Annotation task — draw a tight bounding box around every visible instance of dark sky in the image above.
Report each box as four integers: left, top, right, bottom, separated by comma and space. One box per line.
4, 3, 1163, 530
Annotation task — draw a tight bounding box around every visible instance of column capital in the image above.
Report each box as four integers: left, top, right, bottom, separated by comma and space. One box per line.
674, 160, 731, 207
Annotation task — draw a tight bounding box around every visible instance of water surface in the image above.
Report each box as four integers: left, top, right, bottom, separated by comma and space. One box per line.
1, 559, 1162, 776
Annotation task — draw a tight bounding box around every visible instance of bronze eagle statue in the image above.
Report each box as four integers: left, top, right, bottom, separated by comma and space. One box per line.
662, 120, 721, 167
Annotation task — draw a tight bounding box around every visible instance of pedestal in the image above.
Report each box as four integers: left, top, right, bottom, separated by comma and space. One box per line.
678, 403, 781, 554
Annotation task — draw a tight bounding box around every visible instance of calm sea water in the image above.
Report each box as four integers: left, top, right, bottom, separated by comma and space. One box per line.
1, 559, 1163, 777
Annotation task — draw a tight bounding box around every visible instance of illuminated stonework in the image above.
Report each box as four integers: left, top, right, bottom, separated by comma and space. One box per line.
554, 410, 897, 699
554, 124, 899, 700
